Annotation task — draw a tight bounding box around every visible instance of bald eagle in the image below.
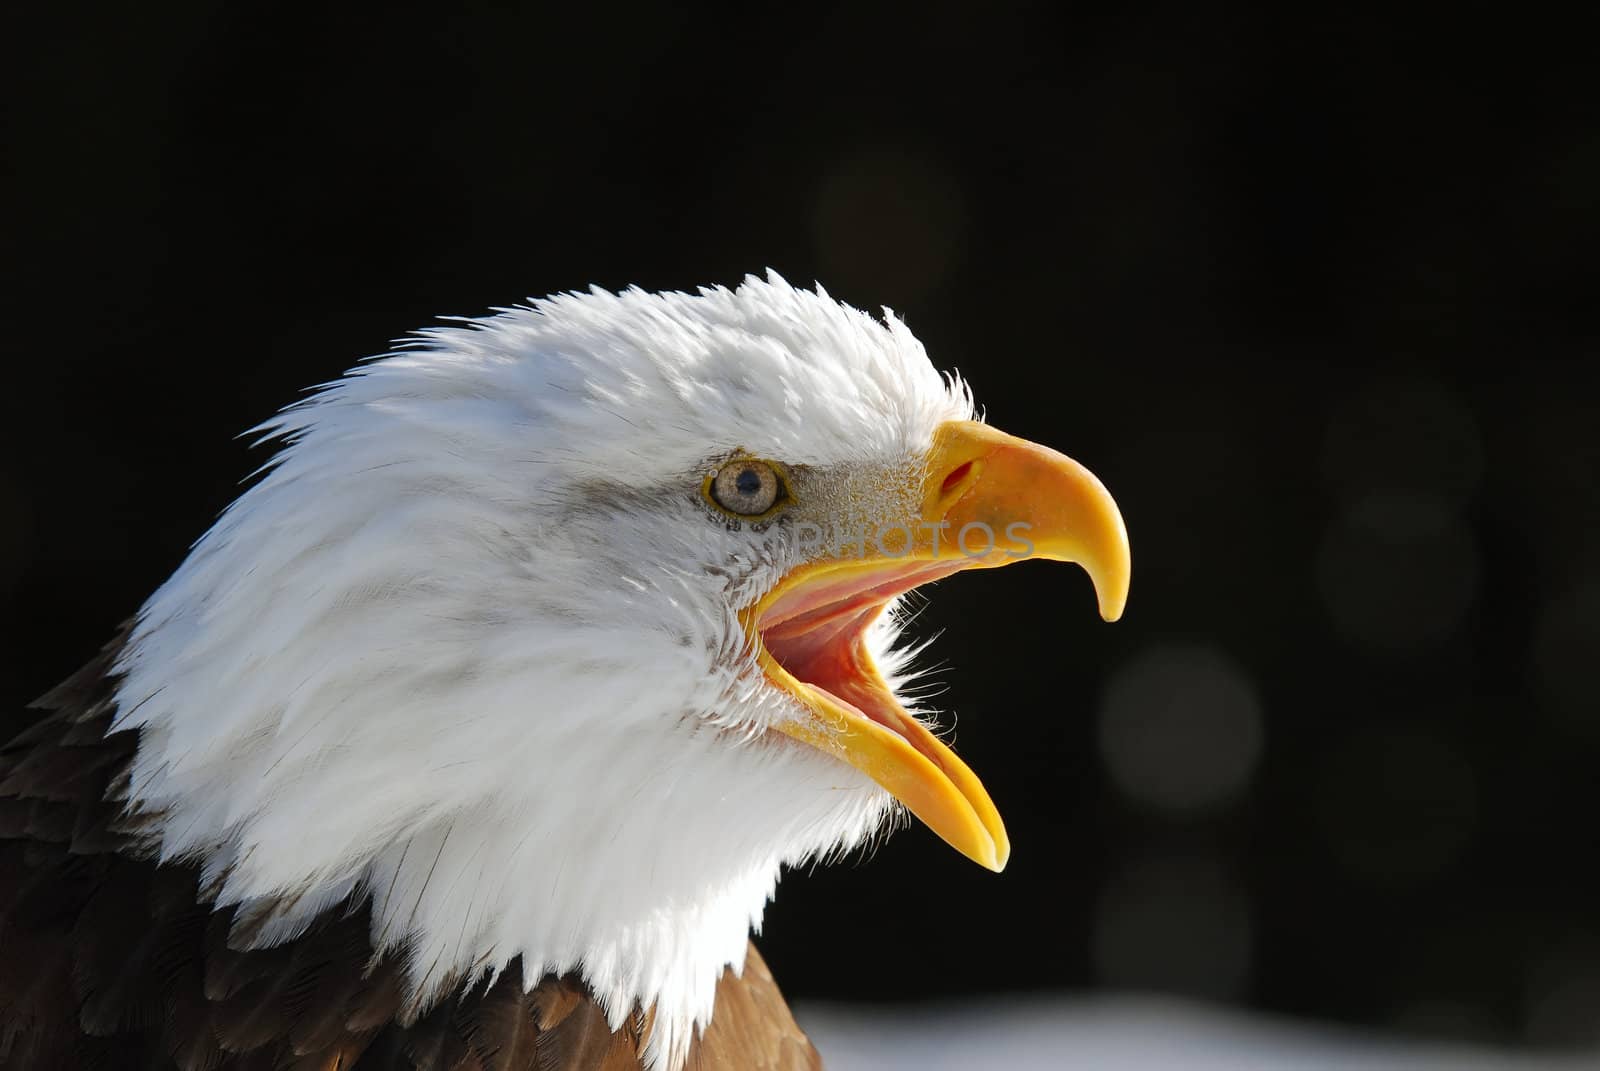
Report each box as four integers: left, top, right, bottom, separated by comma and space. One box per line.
0, 275, 1129, 1070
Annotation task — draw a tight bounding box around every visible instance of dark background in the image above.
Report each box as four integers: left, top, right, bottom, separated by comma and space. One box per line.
5, 2, 1598, 1052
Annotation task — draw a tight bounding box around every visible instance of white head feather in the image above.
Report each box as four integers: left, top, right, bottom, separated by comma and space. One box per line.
111, 272, 974, 1068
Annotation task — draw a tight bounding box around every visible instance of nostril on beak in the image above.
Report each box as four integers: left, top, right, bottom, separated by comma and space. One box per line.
939, 460, 974, 498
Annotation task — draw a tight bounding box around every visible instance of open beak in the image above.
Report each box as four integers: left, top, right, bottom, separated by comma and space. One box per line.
743, 420, 1130, 871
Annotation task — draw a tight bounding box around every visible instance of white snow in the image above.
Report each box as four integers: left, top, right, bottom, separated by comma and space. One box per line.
799, 996, 1600, 1070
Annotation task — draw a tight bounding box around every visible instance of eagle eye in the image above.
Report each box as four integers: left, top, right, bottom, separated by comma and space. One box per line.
704, 458, 788, 519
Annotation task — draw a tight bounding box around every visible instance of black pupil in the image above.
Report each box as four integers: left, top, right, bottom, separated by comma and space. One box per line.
735, 467, 763, 497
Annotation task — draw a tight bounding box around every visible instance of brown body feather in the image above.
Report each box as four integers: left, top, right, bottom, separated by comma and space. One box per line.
0, 631, 821, 1070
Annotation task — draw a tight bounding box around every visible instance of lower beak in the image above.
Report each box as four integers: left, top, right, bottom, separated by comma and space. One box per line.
746, 420, 1130, 870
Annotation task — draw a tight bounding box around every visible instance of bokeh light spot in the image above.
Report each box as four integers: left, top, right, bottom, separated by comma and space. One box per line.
1097, 644, 1264, 815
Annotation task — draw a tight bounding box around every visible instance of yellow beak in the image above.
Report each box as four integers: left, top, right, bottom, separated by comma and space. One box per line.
744, 420, 1130, 871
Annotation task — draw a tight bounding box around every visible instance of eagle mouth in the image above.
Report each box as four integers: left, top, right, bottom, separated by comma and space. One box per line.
743, 554, 1010, 869
752, 558, 966, 763
738, 419, 1131, 873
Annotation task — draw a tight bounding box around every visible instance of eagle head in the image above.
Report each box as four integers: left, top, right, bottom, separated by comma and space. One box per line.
111, 273, 1129, 1068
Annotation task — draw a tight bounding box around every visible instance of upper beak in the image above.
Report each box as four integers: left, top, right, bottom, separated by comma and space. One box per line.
922, 420, 1130, 621
748, 419, 1131, 871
